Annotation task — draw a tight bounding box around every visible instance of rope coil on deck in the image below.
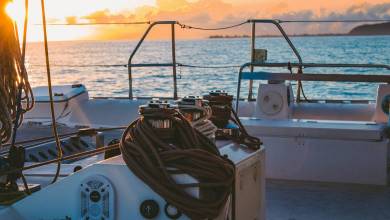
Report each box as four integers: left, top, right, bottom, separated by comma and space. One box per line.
120, 107, 235, 219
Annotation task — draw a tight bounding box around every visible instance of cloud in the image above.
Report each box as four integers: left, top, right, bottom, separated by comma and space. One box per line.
327, 3, 390, 20
66, 0, 390, 40
81, 9, 136, 23
271, 3, 390, 34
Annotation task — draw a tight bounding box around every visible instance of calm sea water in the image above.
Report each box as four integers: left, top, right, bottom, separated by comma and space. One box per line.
25, 36, 390, 100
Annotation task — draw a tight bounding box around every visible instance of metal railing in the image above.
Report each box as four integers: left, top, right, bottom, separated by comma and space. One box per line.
128, 21, 178, 99
127, 19, 390, 103
247, 19, 304, 100
127, 19, 309, 100
235, 62, 390, 112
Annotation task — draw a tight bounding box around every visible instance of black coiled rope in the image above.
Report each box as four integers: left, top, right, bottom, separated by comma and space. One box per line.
120, 108, 235, 219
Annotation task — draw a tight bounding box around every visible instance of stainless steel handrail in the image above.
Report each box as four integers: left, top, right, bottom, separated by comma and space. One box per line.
247, 19, 304, 100
128, 19, 307, 100
248, 19, 303, 64
235, 62, 390, 112
127, 19, 389, 104
128, 21, 178, 99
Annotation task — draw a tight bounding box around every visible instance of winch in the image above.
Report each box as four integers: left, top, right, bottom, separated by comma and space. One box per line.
138, 99, 177, 140
204, 90, 261, 150
203, 90, 233, 128
176, 96, 217, 141
203, 90, 241, 139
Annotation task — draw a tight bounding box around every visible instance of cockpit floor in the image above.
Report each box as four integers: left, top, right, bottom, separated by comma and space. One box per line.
267, 180, 390, 220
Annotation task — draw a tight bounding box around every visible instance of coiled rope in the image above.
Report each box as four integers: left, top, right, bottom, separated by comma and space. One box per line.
120, 107, 235, 219
177, 98, 218, 140
0, 2, 34, 146
189, 105, 217, 140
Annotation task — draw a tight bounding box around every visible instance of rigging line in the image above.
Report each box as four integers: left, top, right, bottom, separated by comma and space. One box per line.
30, 64, 128, 68
30, 63, 242, 69
178, 64, 241, 69
41, 0, 63, 184
177, 20, 249, 31
8, 0, 31, 195
20, 0, 32, 194
0, 143, 120, 177
35, 21, 151, 26
1, 126, 126, 151
35, 19, 390, 26
279, 19, 390, 23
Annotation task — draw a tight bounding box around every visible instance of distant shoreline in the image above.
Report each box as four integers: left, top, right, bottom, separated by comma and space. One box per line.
208, 33, 389, 39
210, 22, 390, 39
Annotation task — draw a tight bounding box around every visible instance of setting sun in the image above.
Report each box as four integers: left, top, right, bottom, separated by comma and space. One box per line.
5, 0, 24, 23
3, 0, 97, 42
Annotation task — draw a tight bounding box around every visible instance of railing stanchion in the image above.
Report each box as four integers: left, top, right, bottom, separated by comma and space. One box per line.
171, 23, 178, 99
127, 21, 177, 99
248, 21, 256, 101
128, 63, 133, 99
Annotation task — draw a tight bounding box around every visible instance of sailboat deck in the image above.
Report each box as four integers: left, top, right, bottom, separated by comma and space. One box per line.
6, 169, 390, 220
2, 125, 390, 219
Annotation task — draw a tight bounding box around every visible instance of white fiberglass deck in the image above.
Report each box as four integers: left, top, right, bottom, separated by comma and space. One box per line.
5, 164, 390, 220
1, 125, 389, 219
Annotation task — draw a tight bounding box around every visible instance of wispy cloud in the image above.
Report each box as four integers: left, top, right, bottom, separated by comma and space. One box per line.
67, 0, 390, 40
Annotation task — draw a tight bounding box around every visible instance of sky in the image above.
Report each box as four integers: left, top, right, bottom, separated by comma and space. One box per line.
5, 0, 390, 41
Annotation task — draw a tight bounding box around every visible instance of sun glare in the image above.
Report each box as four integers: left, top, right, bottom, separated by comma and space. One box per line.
5, 0, 25, 23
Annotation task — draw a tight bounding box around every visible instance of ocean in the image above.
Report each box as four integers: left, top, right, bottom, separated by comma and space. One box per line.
25, 35, 390, 100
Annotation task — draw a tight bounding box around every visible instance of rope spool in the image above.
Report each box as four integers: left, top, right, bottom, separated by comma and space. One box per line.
120, 99, 235, 219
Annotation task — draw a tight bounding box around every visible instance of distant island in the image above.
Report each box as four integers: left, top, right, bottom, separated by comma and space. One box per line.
349, 22, 390, 35
209, 22, 390, 38
209, 33, 346, 38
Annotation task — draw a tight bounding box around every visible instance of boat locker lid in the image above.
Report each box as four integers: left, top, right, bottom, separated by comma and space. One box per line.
242, 118, 386, 141
32, 84, 87, 102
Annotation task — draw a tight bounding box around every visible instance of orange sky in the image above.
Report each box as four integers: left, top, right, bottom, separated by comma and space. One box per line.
6, 0, 390, 41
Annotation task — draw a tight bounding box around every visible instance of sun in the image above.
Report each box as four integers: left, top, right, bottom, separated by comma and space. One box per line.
5, 0, 25, 23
